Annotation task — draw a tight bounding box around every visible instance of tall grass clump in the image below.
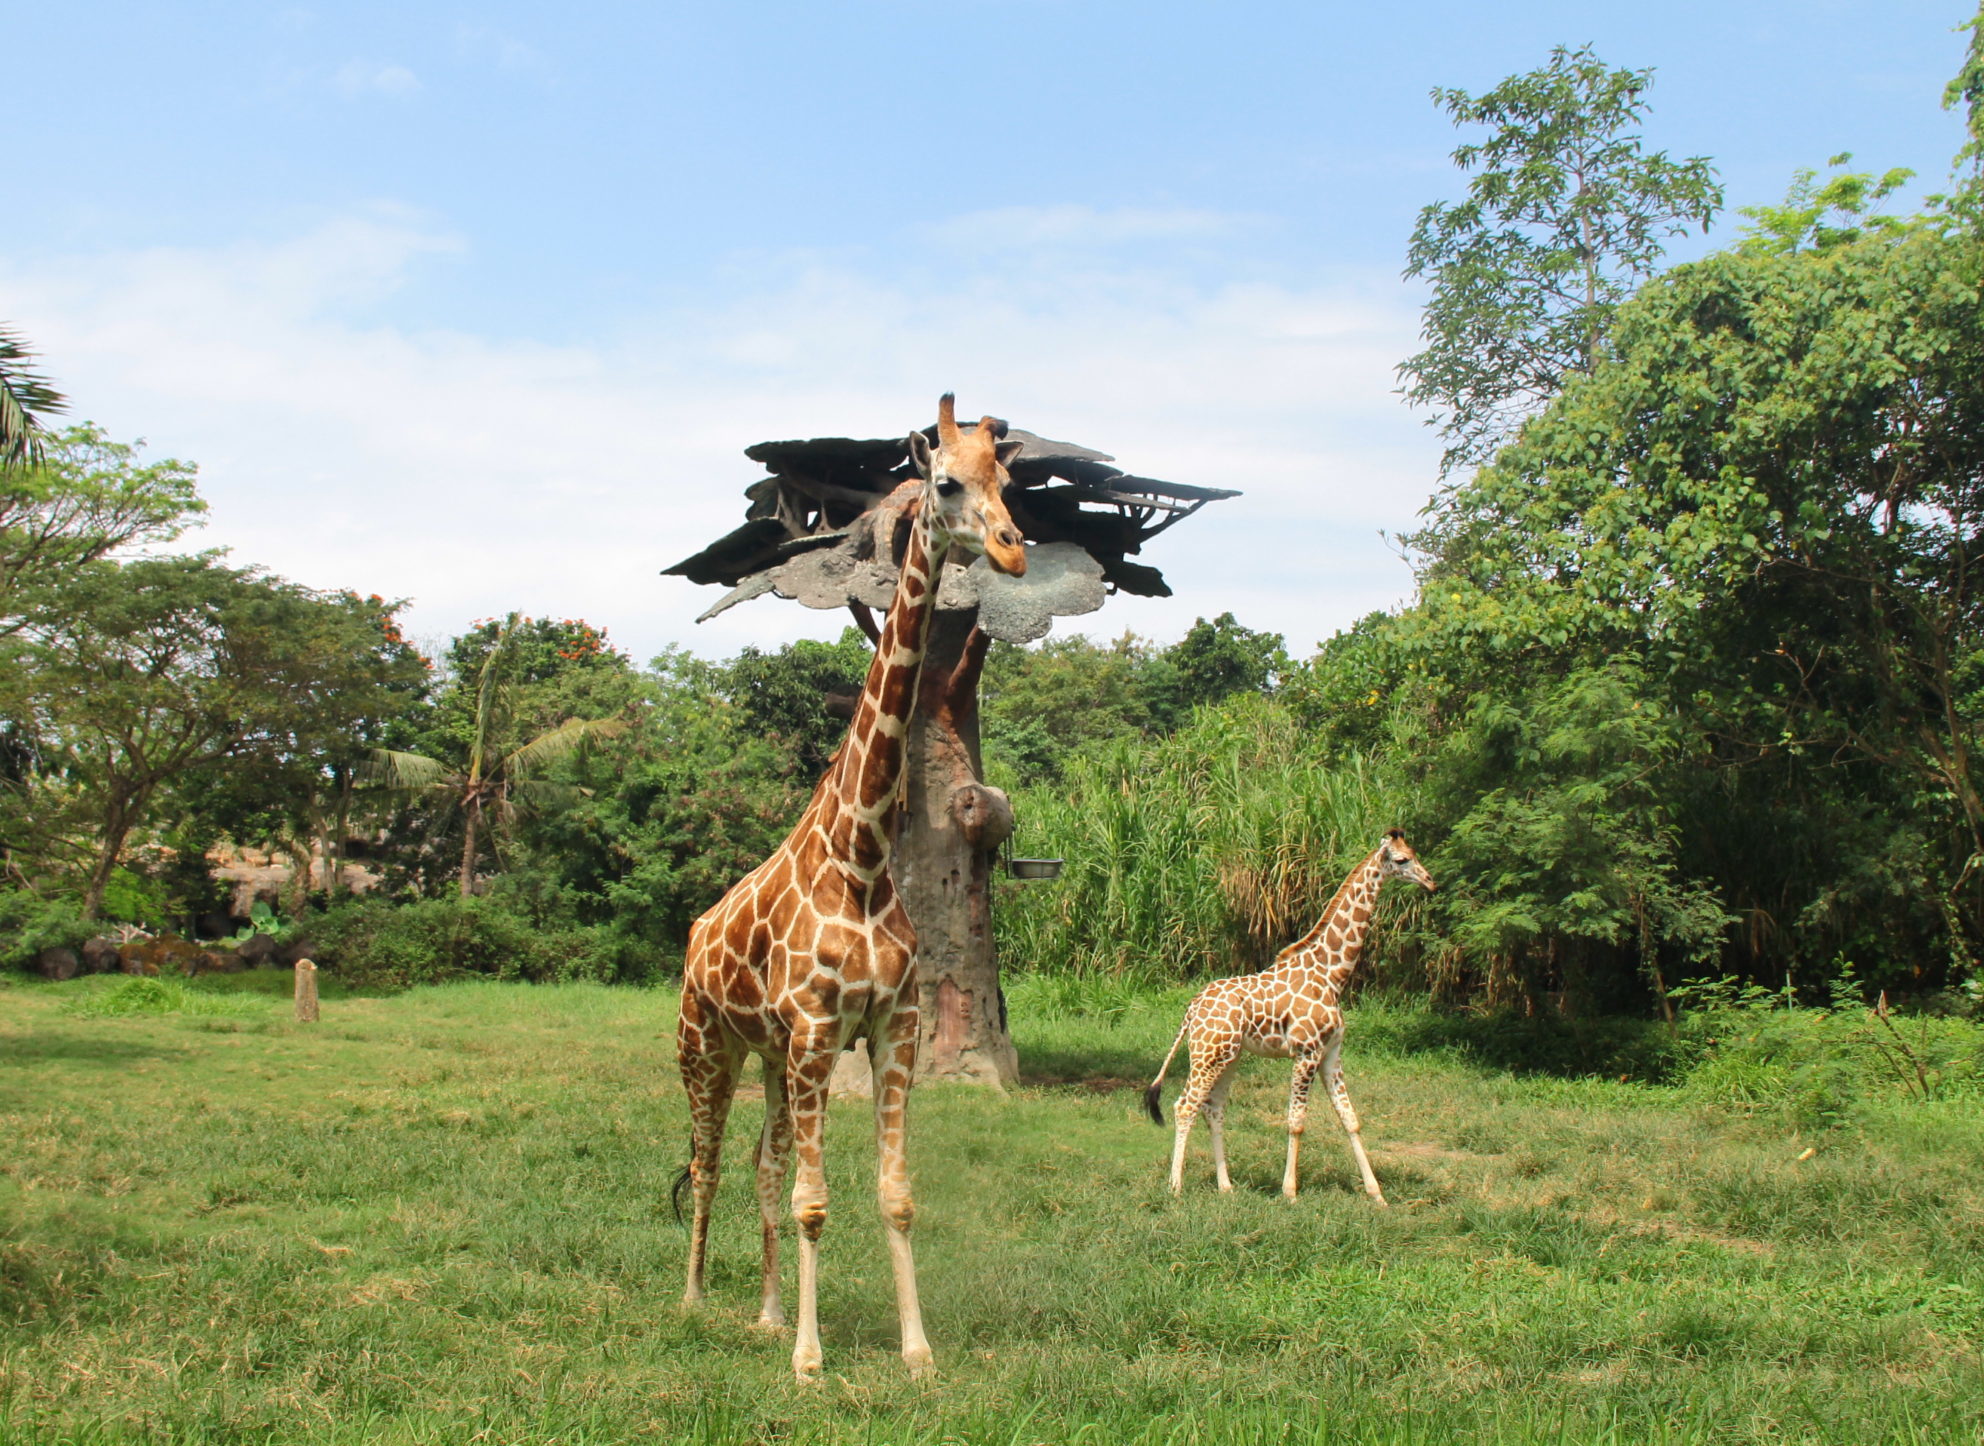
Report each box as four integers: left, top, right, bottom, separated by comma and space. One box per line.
61, 976, 268, 1019
999, 694, 1421, 982
1670, 973, 1984, 1125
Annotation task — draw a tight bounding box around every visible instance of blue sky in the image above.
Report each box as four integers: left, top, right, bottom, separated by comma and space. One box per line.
8, 1, 1975, 664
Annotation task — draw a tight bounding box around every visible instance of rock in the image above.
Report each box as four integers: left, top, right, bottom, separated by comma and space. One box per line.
117, 940, 160, 976
235, 934, 277, 967
197, 950, 245, 974
276, 936, 315, 967
152, 937, 204, 975
81, 938, 120, 975
35, 946, 80, 981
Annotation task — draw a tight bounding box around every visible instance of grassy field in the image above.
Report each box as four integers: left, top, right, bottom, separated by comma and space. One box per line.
2, 972, 1982, 1445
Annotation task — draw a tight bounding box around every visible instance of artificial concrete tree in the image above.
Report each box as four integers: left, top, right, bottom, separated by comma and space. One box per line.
665, 416, 1235, 1087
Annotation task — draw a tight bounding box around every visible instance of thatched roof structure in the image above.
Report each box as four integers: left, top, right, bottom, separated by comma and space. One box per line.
663, 418, 1239, 644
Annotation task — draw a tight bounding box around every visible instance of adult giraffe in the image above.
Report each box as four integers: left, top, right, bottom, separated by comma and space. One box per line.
675, 395, 1027, 1381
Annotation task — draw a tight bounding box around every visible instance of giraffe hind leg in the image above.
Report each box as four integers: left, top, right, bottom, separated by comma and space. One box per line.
784, 1037, 838, 1380
677, 1011, 744, 1308
1204, 1060, 1240, 1193
1168, 1042, 1239, 1195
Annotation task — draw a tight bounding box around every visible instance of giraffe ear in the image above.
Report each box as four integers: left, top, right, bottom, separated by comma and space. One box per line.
994, 438, 1025, 470
906, 429, 933, 479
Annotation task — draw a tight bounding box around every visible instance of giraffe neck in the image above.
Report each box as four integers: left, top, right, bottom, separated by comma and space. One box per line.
817, 501, 945, 880
1273, 847, 1386, 1001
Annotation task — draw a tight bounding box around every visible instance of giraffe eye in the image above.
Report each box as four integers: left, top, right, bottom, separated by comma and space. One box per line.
935, 479, 963, 498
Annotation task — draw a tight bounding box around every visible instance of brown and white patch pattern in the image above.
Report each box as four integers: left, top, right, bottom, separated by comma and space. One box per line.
1145, 831, 1436, 1204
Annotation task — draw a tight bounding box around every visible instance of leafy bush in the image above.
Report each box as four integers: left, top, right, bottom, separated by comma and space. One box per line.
308, 896, 620, 990
0, 892, 92, 971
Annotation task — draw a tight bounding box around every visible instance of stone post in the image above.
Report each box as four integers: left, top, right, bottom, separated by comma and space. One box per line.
294, 958, 319, 1023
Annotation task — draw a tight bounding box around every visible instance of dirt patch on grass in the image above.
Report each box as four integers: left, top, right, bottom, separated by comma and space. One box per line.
1022, 1072, 1144, 1094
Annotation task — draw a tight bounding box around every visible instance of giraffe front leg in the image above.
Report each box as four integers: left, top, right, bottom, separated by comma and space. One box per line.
1283, 1053, 1320, 1201
785, 1042, 836, 1381
872, 1006, 933, 1377
1322, 1036, 1387, 1206
754, 1056, 794, 1330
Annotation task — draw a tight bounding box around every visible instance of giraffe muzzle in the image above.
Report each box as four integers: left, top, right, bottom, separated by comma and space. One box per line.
984, 529, 1027, 576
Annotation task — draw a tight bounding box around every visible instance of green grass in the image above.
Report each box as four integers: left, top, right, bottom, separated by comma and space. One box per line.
3, 973, 1982, 1444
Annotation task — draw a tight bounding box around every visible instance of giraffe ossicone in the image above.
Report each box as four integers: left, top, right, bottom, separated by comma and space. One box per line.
1145, 829, 1436, 1204
674, 394, 1026, 1382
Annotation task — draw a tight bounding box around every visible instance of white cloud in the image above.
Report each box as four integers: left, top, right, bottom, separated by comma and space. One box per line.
454, 24, 554, 80
1, 207, 1439, 666
332, 61, 421, 98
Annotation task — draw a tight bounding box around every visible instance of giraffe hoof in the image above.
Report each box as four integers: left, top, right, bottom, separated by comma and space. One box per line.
903, 1346, 935, 1380
792, 1356, 823, 1384
751, 1314, 787, 1334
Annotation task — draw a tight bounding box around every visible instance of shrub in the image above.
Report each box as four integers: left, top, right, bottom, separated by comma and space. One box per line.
0, 892, 92, 972
308, 896, 618, 990
1668, 976, 1984, 1125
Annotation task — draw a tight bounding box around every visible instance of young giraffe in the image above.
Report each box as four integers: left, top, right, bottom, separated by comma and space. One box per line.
675, 395, 1026, 1382
1144, 830, 1436, 1205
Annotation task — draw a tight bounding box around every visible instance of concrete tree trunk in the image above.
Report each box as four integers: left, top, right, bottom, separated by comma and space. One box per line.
833, 608, 1019, 1093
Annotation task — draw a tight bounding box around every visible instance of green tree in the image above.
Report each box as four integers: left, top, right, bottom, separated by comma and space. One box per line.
1, 424, 204, 631
508, 646, 808, 950
1406, 162, 1984, 985
712, 627, 873, 778
16, 556, 427, 918
1163, 612, 1288, 712
1401, 45, 1722, 472
372, 613, 628, 899
170, 591, 428, 914
0, 326, 67, 469
981, 632, 1155, 786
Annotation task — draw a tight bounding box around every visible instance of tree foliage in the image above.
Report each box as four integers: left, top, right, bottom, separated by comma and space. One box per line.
13, 555, 427, 917
371, 613, 627, 899
1, 424, 204, 632
1401, 45, 1721, 472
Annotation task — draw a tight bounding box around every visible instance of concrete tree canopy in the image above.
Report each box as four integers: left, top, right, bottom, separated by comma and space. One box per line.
665, 422, 1238, 638
663, 414, 1238, 1087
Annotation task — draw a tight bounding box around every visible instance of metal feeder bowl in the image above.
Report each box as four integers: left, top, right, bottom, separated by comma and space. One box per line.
1007, 858, 1064, 881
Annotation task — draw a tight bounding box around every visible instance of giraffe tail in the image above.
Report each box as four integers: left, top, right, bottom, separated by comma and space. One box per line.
670, 1163, 692, 1225
1144, 1018, 1191, 1126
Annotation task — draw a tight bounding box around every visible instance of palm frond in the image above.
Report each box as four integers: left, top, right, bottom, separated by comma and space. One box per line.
0, 324, 69, 469
503, 715, 629, 778
363, 747, 454, 792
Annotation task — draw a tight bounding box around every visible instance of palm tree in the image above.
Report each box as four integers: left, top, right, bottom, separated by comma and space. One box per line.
0, 325, 68, 468
369, 614, 628, 898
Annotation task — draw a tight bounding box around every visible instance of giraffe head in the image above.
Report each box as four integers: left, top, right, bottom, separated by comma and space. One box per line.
905, 394, 1028, 576
1379, 829, 1437, 892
